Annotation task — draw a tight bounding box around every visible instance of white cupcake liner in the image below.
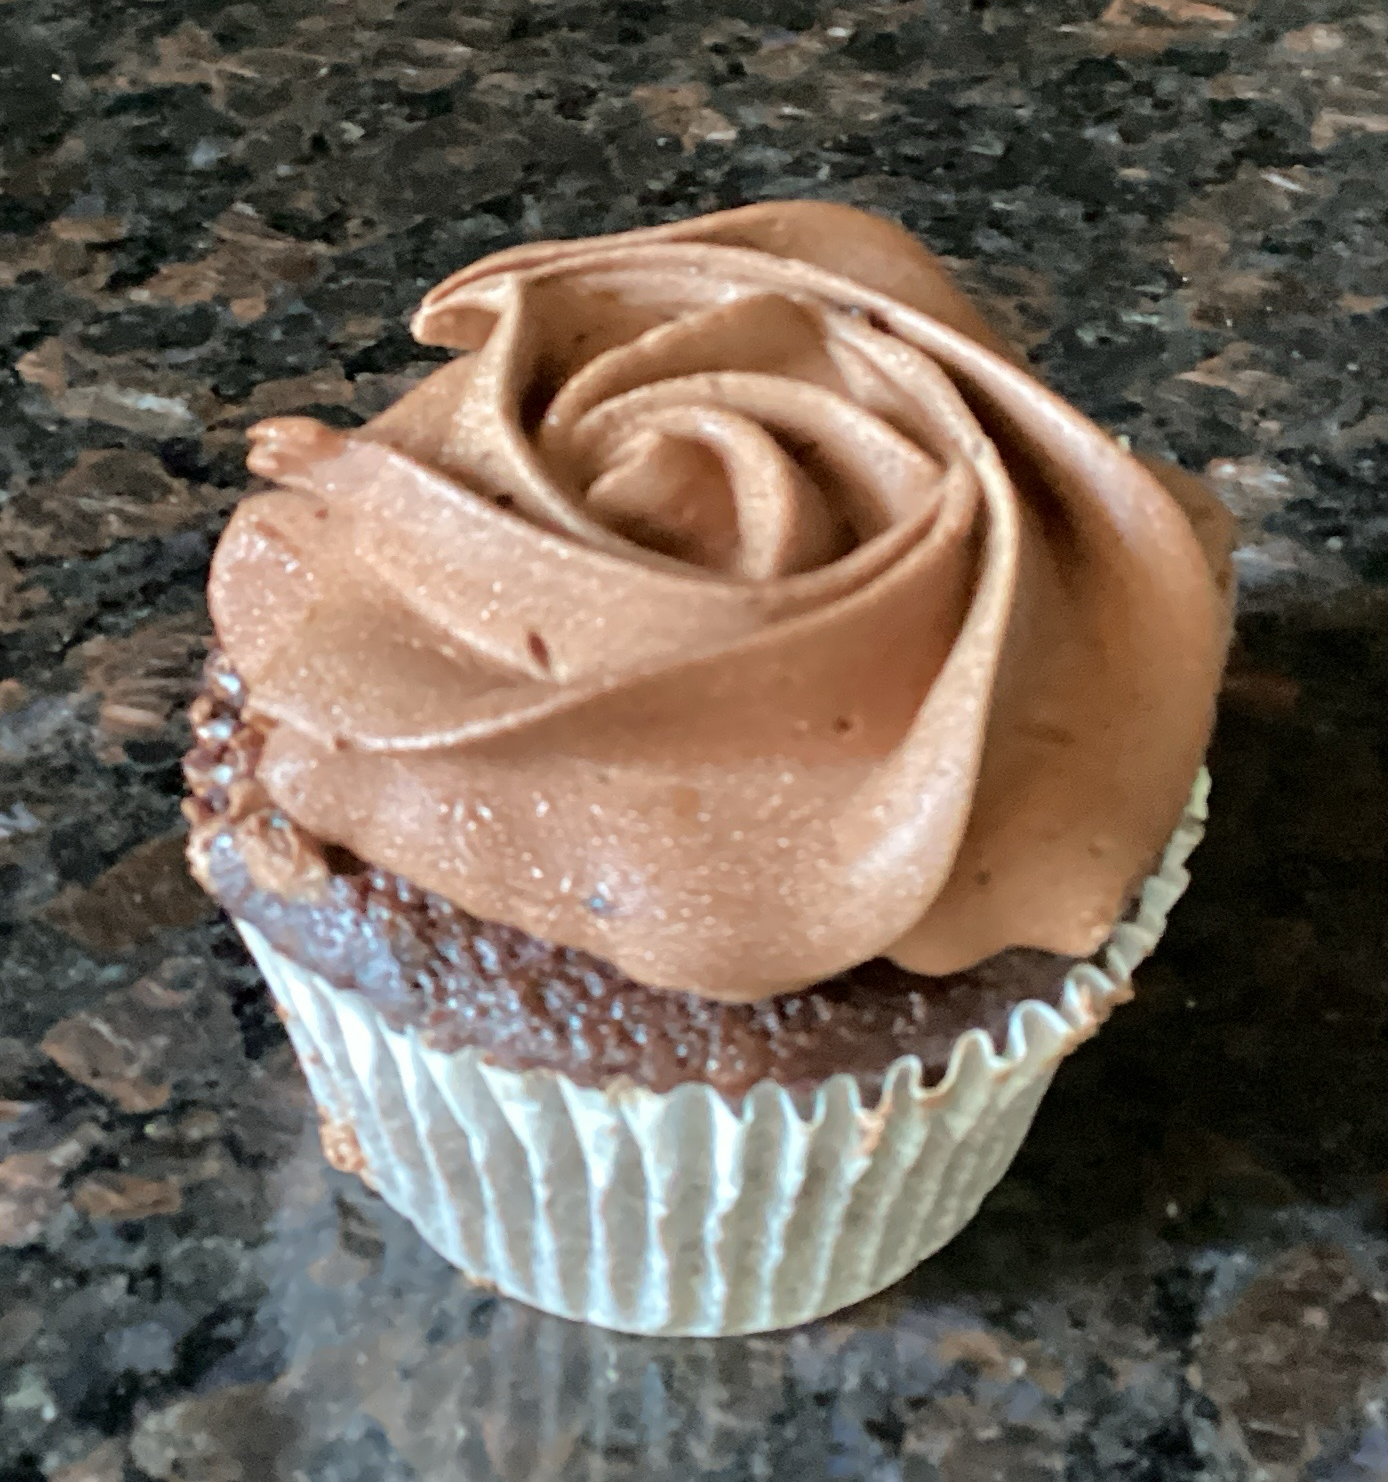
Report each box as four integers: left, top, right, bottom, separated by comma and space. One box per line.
236, 772, 1208, 1336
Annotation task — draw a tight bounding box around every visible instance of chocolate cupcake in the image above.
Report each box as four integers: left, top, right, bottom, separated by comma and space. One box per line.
184, 202, 1233, 1335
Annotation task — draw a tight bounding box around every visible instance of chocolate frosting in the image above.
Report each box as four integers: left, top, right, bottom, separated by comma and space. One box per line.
209, 202, 1233, 1002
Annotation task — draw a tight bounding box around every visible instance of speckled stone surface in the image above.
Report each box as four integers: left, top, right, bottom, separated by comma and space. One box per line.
1, 0, 1385, 1478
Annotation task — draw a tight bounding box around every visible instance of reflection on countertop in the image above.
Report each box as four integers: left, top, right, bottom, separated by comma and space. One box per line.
0, 0, 1384, 1477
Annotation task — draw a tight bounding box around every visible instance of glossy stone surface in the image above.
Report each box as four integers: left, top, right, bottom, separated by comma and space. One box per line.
1, 0, 1383, 1478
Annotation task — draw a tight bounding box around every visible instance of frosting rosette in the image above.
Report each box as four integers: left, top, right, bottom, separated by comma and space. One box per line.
209, 202, 1232, 1001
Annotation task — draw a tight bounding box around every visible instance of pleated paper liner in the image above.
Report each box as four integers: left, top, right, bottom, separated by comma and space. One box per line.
237, 772, 1208, 1336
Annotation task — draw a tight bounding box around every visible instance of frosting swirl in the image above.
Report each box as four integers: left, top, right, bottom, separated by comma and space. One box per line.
209, 202, 1233, 1001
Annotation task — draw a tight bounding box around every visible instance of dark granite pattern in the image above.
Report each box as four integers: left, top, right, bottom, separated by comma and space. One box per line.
1, 0, 1384, 1477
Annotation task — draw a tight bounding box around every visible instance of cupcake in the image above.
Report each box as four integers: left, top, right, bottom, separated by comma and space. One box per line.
184, 202, 1233, 1335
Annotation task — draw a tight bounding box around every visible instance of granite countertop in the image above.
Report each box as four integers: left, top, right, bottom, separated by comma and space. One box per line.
1, 0, 1385, 1478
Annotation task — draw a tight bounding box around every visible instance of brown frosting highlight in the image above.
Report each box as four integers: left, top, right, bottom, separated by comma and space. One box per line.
208, 201, 1234, 1002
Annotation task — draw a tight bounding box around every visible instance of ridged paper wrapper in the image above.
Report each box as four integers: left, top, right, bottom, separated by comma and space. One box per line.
236, 773, 1208, 1336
